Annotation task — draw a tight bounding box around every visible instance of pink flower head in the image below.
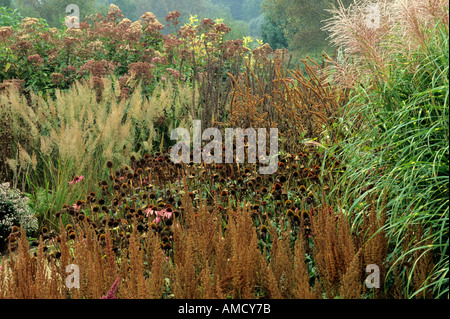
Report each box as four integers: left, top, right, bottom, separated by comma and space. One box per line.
163, 210, 173, 220
154, 216, 161, 224
145, 207, 154, 217
156, 209, 165, 217
69, 175, 84, 185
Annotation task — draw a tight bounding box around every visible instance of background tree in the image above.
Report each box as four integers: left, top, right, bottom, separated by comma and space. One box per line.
0, 0, 11, 8
261, 14, 288, 50
262, 0, 353, 60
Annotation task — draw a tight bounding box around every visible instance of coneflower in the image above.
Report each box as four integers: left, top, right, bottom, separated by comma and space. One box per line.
286, 209, 294, 217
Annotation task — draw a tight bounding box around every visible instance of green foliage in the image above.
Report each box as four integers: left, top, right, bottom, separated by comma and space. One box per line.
0, 6, 23, 27
329, 20, 449, 298
0, 0, 11, 7
261, 14, 288, 50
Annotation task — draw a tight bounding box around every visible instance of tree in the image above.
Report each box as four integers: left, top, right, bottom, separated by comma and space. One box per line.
262, 0, 353, 58
0, 0, 11, 8
261, 14, 288, 50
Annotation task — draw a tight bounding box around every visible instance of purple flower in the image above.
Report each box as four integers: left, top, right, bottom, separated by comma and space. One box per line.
102, 277, 120, 299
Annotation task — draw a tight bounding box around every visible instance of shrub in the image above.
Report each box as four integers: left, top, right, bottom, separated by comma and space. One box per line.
0, 182, 38, 251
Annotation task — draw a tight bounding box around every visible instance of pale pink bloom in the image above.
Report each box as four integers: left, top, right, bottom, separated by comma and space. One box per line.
69, 175, 84, 185
145, 208, 154, 217
163, 210, 173, 220
154, 216, 161, 224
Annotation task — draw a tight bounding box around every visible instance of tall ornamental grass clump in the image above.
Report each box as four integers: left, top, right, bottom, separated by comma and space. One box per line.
324, 0, 448, 298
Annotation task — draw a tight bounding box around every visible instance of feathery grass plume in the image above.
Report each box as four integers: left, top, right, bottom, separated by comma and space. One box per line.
311, 205, 357, 298
410, 226, 436, 299
224, 206, 266, 298
360, 200, 388, 298
126, 222, 148, 298
340, 249, 364, 299
267, 227, 296, 298
292, 237, 316, 298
